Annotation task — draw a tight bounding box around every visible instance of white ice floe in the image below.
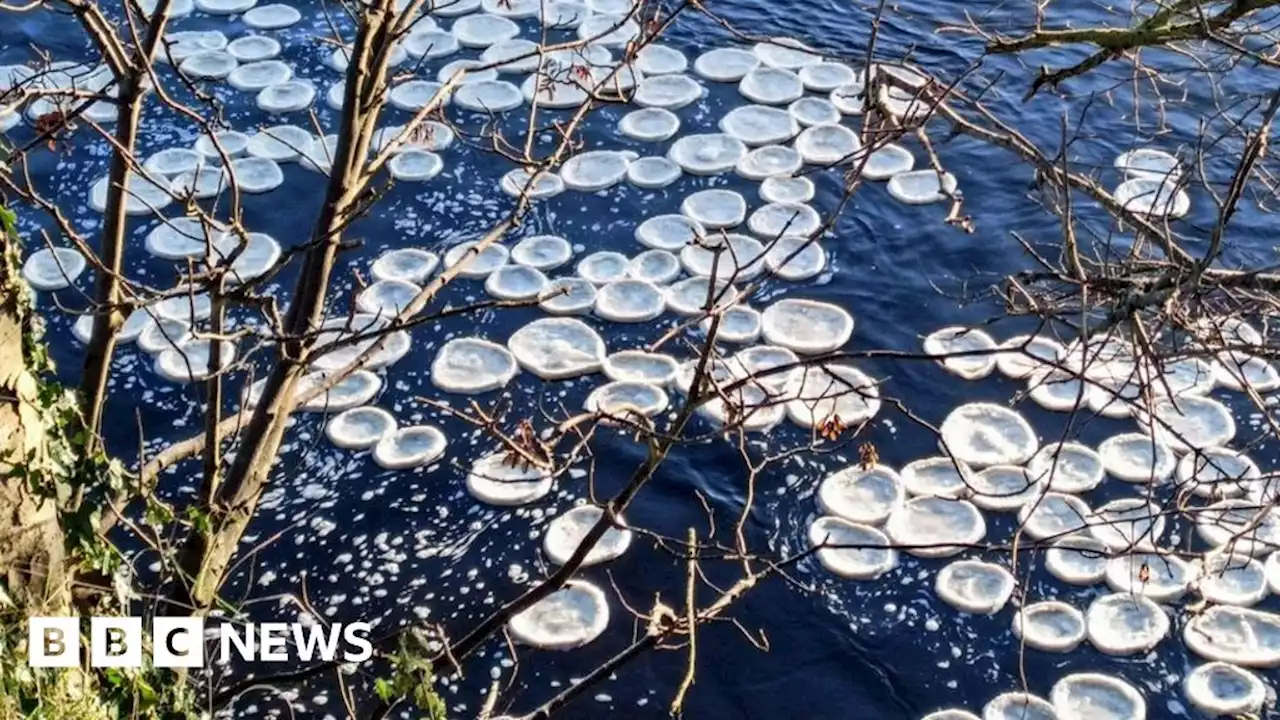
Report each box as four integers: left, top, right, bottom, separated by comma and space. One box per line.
818, 464, 904, 526
753, 38, 822, 70
431, 338, 519, 393
540, 0, 588, 27
388, 150, 444, 182
923, 326, 997, 380
507, 579, 608, 649
808, 516, 898, 580
375, 122, 455, 153
136, 318, 191, 354
760, 176, 816, 204
585, 380, 668, 418
372, 425, 447, 470
576, 13, 639, 47
1013, 602, 1085, 653
694, 48, 760, 82
939, 403, 1038, 468
681, 189, 747, 229
226, 35, 280, 63
995, 334, 1064, 379
739, 66, 803, 105
1215, 351, 1280, 392
619, 107, 681, 142
922, 711, 979, 720
594, 280, 665, 322
664, 276, 738, 315
1027, 367, 1094, 412
788, 96, 842, 127
785, 364, 880, 428
389, 80, 450, 111
857, 143, 916, 180
210, 231, 280, 284
355, 279, 419, 318
900, 456, 974, 500
153, 292, 212, 323
1113, 177, 1189, 218
636, 214, 703, 250
1027, 442, 1104, 494
194, 130, 250, 162
154, 339, 235, 383
179, 51, 238, 80
144, 148, 203, 177
324, 407, 397, 450
507, 317, 606, 379
1183, 605, 1280, 667
452, 14, 520, 48
485, 265, 549, 300
443, 241, 509, 278
627, 157, 682, 188
500, 168, 564, 199
243, 3, 301, 29
170, 166, 227, 199
633, 74, 704, 109
295, 370, 383, 412
454, 80, 523, 111
1115, 148, 1180, 182
636, 44, 687, 75
799, 62, 856, 92
1050, 673, 1145, 720
1085, 592, 1169, 655
194, 0, 253, 13
404, 30, 459, 59
543, 505, 633, 566
246, 124, 312, 162
1196, 498, 1280, 557
308, 315, 409, 372
983, 693, 1056, 720
795, 123, 860, 165
884, 497, 985, 558
1183, 662, 1266, 716
887, 170, 959, 205
1104, 552, 1190, 602
467, 451, 554, 506
736, 145, 803, 180
561, 150, 631, 192
934, 560, 1015, 614
1098, 432, 1176, 483
829, 81, 867, 115
627, 249, 681, 285
1089, 498, 1164, 552
227, 156, 283, 193
763, 236, 826, 281
603, 350, 679, 385
1137, 394, 1236, 454
1177, 446, 1261, 499
680, 233, 765, 281
761, 298, 853, 354
22, 248, 85, 291
970, 466, 1042, 511
89, 173, 173, 215
1046, 534, 1108, 585
576, 251, 630, 285
511, 235, 572, 270
719, 105, 800, 146
705, 304, 762, 344
538, 278, 597, 315
1016, 491, 1091, 540
668, 133, 747, 175
748, 201, 822, 238
436, 59, 498, 84
1197, 552, 1269, 606
483, 0, 540, 17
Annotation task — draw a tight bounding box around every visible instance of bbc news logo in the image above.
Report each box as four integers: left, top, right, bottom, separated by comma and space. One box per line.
28, 617, 373, 668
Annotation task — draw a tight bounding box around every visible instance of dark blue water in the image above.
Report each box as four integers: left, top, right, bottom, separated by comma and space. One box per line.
4, 0, 1276, 718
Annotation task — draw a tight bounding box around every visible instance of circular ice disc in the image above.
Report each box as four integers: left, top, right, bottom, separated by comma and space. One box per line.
467, 451, 554, 506
627, 156, 682, 188
798, 62, 856, 92
1046, 534, 1108, 586
443, 241, 510, 278
294, 370, 383, 412
636, 44, 687, 75
1183, 605, 1280, 667
1104, 552, 1190, 602
619, 107, 680, 142
179, 51, 237, 80
857, 143, 916, 180
1197, 552, 1269, 607
994, 334, 1063, 379
454, 80, 524, 112
1115, 147, 1180, 181
211, 231, 280, 284
665, 276, 738, 316
983, 693, 1056, 720
923, 711, 979, 720
228, 60, 293, 92
585, 380, 668, 418
705, 304, 762, 344
511, 235, 572, 270
938, 403, 1038, 468
226, 35, 280, 63
760, 176, 816, 204
404, 30, 460, 59
89, 173, 174, 215
761, 298, 853, 354
373, 425, 447, 470
1013, 601, 1086, 653
576, 13, 639, 47
194, 0, 254, 14
694, 48, 760, 82
923, 326, 997, 380
1027, 442, 1104, 494
482, 0, 540, 17
626, 249, 680, 284
603, 350, 679, 385
137, 317, 192, 354
507, 579, 608, 649
1089, 498, 1165, 553
680, 233, 765, 281
246, 124, 313, 162
594, 280, 665, 323
356, 279, 419, 318
143, 147, 203, 177
719, 104, 800, 146
970, 465, 1042, 511
500, 168, 564, 199
1215, 351, 1280, 392
388, 150, 444, 181
1197, 499, 1280, 557
193, 130, 250, 162
736, 145, 803, 180
1050, 673, 1146, 720
389, 80, 450, 111
808, 516, 898, 579
154, 339, 236, 383
325, 404, 394, 448
1085, 593, 1169, 655
576, 251, 630, 285
636, 214, 704, 251
900, 456, 974, 500
1113, 177, 1190, 218
543, 504, 633, 566
540, 0, 589, 27
431, 337, 519, 393
935, 560, 1015, 614
432, 0, 481, 15
884, 497, 986, 558
888, 170, 960, 205
481, 39, 541, 72
1176, 446, 1260, 499
244, 3, 301, 28
753, 37, 822, 70
764, 236, 826, 281
668, 133, 747, 175
748, 202, 822, 238
795, 123, 861, 165
153, 291, 213, 323
681, 189, 746, 229
1183, 662, 1266, 716
817, 464, 904, 525
507, 317, 606, 379
739, 66, 803, 105
22, 247, 85, 291
485, 265, 549, 300
538, 278, 597, 315
1018, 491, 1092, 540
1098, 432, 1176, 483
1138, 394, 1236, 454
451, 13, 520, 48
785, 363, 880, 428
436, 59, 499, 84
788, 96, 842, 127
561, 150, 630, 191
371, 248, 439, 284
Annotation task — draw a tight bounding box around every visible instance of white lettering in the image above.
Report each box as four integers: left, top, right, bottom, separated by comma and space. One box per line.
342, 622, 373, 662
291, 624, 343, 662
258, 623, 289, 661
219, 623, 256, 662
